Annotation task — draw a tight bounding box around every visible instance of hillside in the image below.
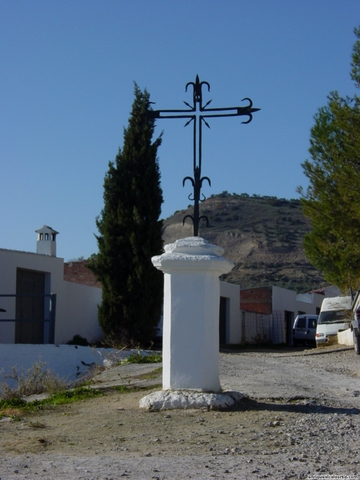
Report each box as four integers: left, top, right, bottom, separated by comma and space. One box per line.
162, 192, 327, 293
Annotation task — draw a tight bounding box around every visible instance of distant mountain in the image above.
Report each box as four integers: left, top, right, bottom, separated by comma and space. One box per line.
162, 192, 327, 293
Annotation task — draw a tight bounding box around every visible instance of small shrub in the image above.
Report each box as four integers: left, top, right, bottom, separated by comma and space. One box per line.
124, 352, 162, 364
0, 397, 27, 409
67, 334, 89, 346
39, 386, 103, 405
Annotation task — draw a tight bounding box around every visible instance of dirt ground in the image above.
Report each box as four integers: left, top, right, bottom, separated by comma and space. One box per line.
1, 345, 360, 480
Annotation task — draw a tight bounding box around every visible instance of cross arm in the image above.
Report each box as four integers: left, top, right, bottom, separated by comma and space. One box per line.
201, 109, 260, 124
148, 111, 195, 120
200, 98, 260, 124
146, 102, 195, 120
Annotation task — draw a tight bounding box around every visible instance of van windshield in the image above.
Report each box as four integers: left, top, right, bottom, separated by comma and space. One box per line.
318, 310, 350, 324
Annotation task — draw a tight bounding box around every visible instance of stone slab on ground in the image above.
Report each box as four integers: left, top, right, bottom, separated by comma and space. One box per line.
139, 389, 243, 410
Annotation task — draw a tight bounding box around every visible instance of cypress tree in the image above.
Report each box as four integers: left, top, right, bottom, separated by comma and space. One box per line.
89, 84, 163, 346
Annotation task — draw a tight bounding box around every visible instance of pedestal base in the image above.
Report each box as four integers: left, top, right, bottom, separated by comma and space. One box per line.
139, 390, 243, 411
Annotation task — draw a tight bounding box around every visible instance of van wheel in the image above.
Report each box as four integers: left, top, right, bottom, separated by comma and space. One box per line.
353, 331, 360, 355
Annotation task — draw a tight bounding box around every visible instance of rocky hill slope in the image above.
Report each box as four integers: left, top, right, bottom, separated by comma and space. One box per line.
162, 192, 327, 293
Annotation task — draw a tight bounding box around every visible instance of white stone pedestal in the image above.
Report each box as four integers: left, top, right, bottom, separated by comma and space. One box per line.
151, 237, 234, 393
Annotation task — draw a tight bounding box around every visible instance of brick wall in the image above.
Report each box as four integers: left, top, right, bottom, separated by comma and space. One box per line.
63, 261, 101, 288
240, 287, 272, 314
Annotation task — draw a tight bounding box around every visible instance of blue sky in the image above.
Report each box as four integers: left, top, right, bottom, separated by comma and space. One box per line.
1, 1, 359, 260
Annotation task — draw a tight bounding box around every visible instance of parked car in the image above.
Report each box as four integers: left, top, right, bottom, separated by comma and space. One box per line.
316, 296, 352, 346
293, 315, 318, 346
351, 306, 360, 355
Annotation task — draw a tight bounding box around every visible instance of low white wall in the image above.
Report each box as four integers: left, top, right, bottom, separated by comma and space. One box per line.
0, 344, 110, 384
0, 345, 157, 389
337, 328, 354, 346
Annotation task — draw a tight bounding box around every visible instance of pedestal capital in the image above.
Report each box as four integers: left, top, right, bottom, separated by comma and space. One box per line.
152, 237, 234, 276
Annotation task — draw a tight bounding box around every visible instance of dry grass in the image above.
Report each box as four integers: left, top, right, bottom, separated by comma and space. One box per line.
0, 360, 70, 401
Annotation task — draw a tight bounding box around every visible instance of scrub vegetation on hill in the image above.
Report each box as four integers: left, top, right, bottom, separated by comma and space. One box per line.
162, 192, 327, 293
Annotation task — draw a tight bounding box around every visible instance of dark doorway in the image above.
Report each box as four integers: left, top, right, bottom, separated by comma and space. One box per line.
284, 310, 294, 346
15, 269, 45, 344
219, 296, 228, 346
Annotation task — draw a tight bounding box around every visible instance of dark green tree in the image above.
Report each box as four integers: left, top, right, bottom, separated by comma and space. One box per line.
89, 85, 164, 346
299, 27, 360, 291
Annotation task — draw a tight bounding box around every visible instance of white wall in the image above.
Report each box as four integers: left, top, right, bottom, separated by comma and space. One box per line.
57, 281, 102, 344
272, 286, 325, 316
337, 328, 354, 346
220, 281, 241, 344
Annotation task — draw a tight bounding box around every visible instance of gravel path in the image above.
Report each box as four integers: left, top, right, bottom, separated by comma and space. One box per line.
1, 346, 360, 480
220, 346, 360, 406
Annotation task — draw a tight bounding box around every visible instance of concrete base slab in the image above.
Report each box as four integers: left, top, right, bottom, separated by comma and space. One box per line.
139, 390, 243, 410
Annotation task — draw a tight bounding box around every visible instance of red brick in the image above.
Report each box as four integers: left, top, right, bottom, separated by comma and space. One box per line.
63, 261, 101, 288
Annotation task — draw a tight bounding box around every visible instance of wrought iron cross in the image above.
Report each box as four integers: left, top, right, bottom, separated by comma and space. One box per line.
149, 75, 260, 236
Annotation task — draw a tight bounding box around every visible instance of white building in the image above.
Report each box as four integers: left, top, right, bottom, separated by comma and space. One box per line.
240, 285, 340, 344
1, 226, 337, 348
0, 226, 102, 344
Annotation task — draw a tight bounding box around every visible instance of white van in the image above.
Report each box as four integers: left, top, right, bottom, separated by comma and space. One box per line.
316, 296, 352, 346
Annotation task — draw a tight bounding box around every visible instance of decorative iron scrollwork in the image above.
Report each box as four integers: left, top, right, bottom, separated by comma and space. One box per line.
150, 76, 260, 235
